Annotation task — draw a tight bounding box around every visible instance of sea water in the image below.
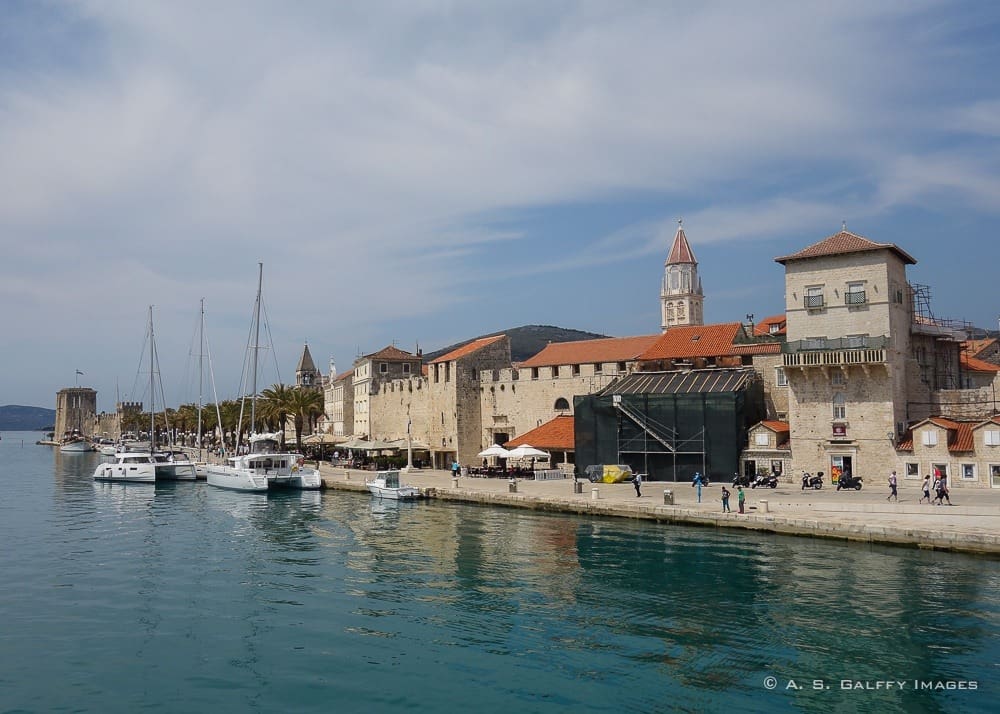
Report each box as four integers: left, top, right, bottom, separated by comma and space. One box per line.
0, 432, 996, 713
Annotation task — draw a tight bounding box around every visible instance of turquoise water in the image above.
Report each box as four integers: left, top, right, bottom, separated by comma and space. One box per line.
0, 432, 996, 713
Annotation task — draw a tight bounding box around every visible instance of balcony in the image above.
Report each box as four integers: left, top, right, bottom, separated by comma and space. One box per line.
804, 294, 825, 309
845, 290, 867, 306
782, 336, 889, 369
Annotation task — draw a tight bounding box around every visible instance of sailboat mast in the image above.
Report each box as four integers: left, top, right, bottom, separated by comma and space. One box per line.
197, 298, 204, 461
149, 305, 156, 452
250, 263, 262, 433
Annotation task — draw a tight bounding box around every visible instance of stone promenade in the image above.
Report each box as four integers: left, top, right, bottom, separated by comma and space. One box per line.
318, 465, 1000, 556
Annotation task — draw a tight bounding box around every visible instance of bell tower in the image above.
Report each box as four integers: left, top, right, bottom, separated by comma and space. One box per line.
660, 219, 704, 331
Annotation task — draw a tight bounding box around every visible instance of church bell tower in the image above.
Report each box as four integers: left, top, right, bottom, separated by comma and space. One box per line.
660, 219, 704, 331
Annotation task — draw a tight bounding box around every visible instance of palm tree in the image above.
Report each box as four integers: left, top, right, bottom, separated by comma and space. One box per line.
287, 388, 324, 451
260, 383, 294, 448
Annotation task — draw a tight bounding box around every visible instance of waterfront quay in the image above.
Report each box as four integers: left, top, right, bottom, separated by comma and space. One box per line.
318, 465, 1000, 556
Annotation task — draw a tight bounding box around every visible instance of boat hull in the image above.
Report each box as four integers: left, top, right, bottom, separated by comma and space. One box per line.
205, 466, 269, 492
60, 441, 95, 453
366, 484, 421, 500
93, 462, 156, 483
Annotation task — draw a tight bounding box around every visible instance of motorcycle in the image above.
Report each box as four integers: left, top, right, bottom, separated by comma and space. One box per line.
800, 471, 823, 490
751, 473, 778, 489
732, 472, 753, 488
836, 472, 863, 491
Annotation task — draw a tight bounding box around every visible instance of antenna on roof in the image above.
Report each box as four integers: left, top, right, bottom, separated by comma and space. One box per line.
677, 217, 683, 228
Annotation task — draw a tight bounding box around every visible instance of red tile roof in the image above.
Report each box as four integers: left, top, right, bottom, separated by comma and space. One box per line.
963, 338, 997, 357
639, 322, 743, 360
761, 420, 789, 433
519, 335, 660, 368
961, 353, 1000, 373
912, 417, 976, 452
753, 314, 786, 336
363, 345, 419, 362
774, 230, 917, 266
505, 415, 575, 451
430, 335, 506, 364
333, 369, 354, 383
732, 342, 782, 355
666, 224, 697, 264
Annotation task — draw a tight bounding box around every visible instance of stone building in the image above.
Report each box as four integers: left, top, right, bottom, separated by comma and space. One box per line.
479, 335, 659, 452
323, 369, 354, 437
55, 387, 97, 440
740, 420, 791, 480
896, 416, 1000, 489
776, 229, 965, 483
295, 343, 322, 388
352, 345, 422, 438
660, 220, 704, 331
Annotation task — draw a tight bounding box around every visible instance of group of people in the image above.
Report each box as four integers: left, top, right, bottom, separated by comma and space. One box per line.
888, 469, 952, 504
719, 485, 745, 514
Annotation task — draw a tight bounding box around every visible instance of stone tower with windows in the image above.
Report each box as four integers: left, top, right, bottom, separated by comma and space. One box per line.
660, 220, 704, 331
295, 342, 321, 389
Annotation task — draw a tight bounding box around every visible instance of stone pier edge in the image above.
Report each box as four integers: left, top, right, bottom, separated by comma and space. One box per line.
321, 478, 1000, 557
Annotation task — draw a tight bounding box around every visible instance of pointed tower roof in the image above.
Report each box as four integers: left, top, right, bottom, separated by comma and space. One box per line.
296, 343, 317, 373
666, 220, 697, 265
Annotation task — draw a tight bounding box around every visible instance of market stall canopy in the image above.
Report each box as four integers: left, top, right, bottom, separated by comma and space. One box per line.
477, 444, 512, 459
341, 438, 398, 451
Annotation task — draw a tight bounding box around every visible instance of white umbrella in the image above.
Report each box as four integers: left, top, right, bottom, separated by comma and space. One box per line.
506, 444, 549, 460
477, 444, 511, 459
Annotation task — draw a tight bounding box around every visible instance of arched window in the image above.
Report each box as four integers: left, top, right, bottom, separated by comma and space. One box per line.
554, 397, 570, 411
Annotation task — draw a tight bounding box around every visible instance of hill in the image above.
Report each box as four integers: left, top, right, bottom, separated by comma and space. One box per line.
424, 325, 610, 364
0, 405, 55, 431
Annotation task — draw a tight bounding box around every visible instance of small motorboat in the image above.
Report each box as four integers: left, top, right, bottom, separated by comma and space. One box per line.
366, 469, 420, 500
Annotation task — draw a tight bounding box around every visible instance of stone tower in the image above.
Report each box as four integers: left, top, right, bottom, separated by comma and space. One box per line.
660, 219, 704, 331
295, 342, 321, 388
55, 387, 97, 439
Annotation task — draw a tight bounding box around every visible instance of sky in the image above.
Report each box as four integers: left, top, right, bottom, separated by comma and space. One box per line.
1, 1, 999, 412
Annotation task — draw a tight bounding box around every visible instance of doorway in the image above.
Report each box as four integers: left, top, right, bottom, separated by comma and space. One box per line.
830, 455, 853, 484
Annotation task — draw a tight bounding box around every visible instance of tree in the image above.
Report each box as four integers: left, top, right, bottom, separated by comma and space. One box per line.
260, 383, 294, 448
287, 388, 324, 451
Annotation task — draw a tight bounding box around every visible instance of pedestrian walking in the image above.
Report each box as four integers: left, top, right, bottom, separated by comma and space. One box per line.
633, 472, 642, 497
887, 470, 898, 501
737, 486, 745, 514
919, 474, 931, 503
938, 475, 952, 505
721, 486, 731, 513
693, 472, 703, 503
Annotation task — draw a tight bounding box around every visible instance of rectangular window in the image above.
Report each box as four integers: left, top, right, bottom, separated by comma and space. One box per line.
805, 286, 825, 309
832, 393, 846, 420
985, 430, 1000, 446
905, 462, 919, 478
572, 364, 580, 377
403, 363, 411, 374
594, 363, 602, 374
531, 367, 539, 380
961, 463, 976, 480
922, 431, 938, 446
379, 363, 388, 374
933, 463, 948, 479
845, 281, 867, 305
755, 433, 769, 446
831, 370, 845, 386
991, 464, 1000, 488
617, 362, 627, 373
775, 367, 787, 387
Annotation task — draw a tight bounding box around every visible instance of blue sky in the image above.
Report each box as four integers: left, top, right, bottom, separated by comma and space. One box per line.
1, 1, 998, 412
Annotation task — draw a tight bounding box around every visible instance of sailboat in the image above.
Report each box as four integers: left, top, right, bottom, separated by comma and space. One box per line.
191, 298, 225, 480
94, 306, 195, 482
206, 264, 322, 492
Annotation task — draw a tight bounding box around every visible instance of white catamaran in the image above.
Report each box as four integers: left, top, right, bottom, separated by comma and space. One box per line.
206, 264, 321, 492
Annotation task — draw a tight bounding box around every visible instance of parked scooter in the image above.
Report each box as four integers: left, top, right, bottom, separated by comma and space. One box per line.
801, 471, 824, 490
836, 472, 864, 491
733, 472, 753, 488
751, 473, 778, 489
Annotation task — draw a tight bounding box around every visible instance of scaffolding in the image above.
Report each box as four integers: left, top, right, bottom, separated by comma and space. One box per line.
612, 395, 707, 478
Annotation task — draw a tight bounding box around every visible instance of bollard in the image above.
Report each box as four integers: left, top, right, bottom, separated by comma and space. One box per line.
573, 481, 583, 494
452, 477, 459, 489
508, 479, 518, 493
759, 499, 769, 513
663, 489, 674, 505
591, 487, 599, 501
